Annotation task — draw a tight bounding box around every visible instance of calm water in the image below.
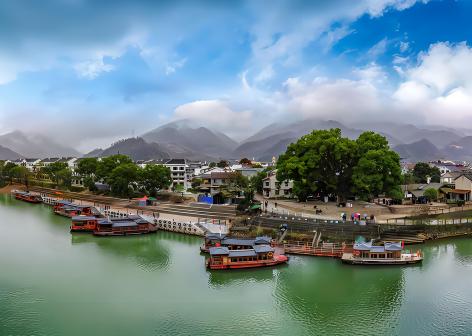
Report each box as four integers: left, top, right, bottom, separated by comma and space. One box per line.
1, 195, 472, 336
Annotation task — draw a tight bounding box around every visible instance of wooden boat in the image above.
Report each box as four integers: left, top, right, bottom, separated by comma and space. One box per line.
93, 215, 158, 236
341, 241, 423, 265
207, 245, 288, 270
54, 202, 99, 218
200, 233, 272, 253
70, 216, 102, 232
12, 190, 42, 203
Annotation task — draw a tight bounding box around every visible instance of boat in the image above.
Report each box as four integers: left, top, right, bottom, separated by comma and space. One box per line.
207, 245, 288, 270
11, 190, 43, 203
341, 241, 423, 265
92, 215, 158, 236
54, 202, 99, 218
70, 216, 103, 232
200, 233, 272, 253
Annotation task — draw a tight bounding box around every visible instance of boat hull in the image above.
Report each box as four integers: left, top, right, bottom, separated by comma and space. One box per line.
341, 257, 423, 265
207, 255, 289, 270
93, 226, 158, 237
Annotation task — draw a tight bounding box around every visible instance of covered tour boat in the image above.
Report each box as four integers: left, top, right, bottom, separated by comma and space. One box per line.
200, 233, 272, 253
341, 241, 423, 265
70, 216, 103, 232
12, 190, 42, 203
92, 215, 158, 236
54, 202, 99, 218
207, 245, 288, 270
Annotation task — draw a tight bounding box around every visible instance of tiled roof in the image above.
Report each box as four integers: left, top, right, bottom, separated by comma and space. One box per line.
166, 159, 186, 165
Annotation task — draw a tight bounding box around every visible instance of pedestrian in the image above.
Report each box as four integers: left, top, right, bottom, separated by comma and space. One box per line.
274, 202, 278, 209
351, 213, 354, 221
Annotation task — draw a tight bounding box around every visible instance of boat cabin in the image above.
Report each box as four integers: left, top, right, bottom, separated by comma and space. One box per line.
54, 203, 97, 218
207, 244, 288, 269
341, 241, 423, 265
93, 215, 157, 236
70, 216, 100, 232
201, 234, 272, 252
13, 190, 42, 203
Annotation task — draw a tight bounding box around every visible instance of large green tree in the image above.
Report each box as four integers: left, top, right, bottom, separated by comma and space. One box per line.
107, 163, 139, 197
42, 162, 69, 186
277, 128, 357, 202
352, 132, 402, 200
277, 128, 402, 202
96, 155, 133, 180
139, 164, 172, 196
76, 158, 98, 176
413, 162, 440, 183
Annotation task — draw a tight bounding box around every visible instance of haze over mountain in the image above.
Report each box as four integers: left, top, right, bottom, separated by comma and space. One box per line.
0, 145, 22, 160
97, 137, 170, 161
0, 131, 81, 158
142, 120, 238, 160
393, 139, 443, 162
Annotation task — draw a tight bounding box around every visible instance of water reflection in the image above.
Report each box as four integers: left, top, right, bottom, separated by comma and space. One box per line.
71, 233, 171, 271
207, 266, 286, 289
273, 256, 406, 335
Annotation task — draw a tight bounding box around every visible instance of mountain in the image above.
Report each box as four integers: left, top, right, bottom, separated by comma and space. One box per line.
443, 136, 472, 160
83, 148, 104, 158
393, 139, 443, 162
235, 119, 372, 160
353, 121, 462, 148
142, 120, 238, 160
99, 137, 170, 161
0, 130, 81, 158
0, 145, 22, 160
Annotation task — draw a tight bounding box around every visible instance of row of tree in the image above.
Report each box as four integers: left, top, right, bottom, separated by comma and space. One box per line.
276, 128, 403, 202
76, 155, 172, 197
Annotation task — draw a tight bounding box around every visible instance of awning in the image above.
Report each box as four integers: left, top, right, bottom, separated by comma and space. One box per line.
449, 189, 471, 195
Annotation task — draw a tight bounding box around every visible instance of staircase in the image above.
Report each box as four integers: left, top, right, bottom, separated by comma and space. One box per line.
380, 230, 425, 244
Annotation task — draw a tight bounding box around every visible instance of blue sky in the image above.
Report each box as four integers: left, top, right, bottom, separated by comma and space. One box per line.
0, 0, 471, 151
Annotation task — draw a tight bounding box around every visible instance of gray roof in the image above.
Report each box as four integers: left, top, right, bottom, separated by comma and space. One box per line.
112, 221, 138, 228
228, 249, 257, 257
166, 159, 186, 165
222, 238, 254, 246
456, 172, 472, 182
209, 246, 229, 256
253, 245, 274, 254
254, 236, 272, 245
71, 216, 97, 221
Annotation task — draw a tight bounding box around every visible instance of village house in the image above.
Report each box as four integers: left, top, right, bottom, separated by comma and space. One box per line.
447, 172, 472, 202
262, 170, 293, 199
164, 159, 189, 190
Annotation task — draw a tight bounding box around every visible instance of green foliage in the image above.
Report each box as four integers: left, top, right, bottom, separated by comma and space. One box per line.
413, 162, 440, 183
41, 162, 70, 186
208, 162, 216, 168
76, 158, 98, 176
96, 155, 133, 180
250, 168, 273, 194
216, 160, 229, 168
424, 188, 438, 201
277, 128, 402, 201
139, 164, 172, 196
83, 176, 97, 192
107, 163, 139, 197
239, 158, 252, 165
191, 177, 203, 189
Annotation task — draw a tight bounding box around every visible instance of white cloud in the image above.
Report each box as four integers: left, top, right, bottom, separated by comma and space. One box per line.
165, 58, 187, 75
75, 57, 115, 79
173, 100, 253, 136
367, 38, 389, 59
393, 42, 472, 126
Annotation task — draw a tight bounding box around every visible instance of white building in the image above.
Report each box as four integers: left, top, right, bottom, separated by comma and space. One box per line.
262, 170, 293, 199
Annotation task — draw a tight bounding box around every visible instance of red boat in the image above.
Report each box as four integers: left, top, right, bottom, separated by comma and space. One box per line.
92, 215, 158, 236
54, 202, 98, 218
12, 190, 42, 203
70, 216, 102, 232
207, 245, 288, 270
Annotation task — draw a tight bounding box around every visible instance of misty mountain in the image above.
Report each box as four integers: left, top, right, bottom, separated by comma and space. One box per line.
443, 136, 472, 160
353, 121, 463, 148
99, 137, 170, 161
0, 130, 81, 158
235, 119, 400, 161
142, 120, 238, 160
0, 145, 23, 160
393, 139, 443, 162
83, 148, 104, 158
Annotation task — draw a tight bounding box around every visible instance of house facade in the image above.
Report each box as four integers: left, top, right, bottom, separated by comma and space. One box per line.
262, 170, 293, 199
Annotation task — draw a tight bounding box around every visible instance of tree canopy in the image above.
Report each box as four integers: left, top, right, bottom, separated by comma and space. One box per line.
413, 162, 440, 183
277, 128, 402, 202
139, 164, 172, 196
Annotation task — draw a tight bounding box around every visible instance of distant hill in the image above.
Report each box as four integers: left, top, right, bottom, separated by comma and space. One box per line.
393, 139, 443, 162
142, 120, 238, 160
0, 130, 81, 158
99, 137, 170, 161
0, 145, 23, 160
83, 148, 104, 158
443, 136, 472, 160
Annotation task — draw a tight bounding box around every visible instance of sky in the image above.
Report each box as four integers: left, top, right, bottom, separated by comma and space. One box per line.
0, 0, 471, 152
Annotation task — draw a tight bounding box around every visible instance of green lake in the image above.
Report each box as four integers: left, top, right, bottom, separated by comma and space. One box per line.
1, 194, 472, 336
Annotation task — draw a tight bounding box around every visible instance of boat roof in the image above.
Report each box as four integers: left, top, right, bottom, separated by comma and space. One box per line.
209, 246, 230, 256
71, 216, 97, 221
222, 238, 255, 246
354, 241, 403, 252
228, 249, 257, 257
253, 245, 274, 254
254, 236, 272, 244
205, 233, 227, 240
111, 221, 138, 228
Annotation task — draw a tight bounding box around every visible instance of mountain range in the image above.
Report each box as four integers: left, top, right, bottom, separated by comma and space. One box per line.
2, 119, 472, 162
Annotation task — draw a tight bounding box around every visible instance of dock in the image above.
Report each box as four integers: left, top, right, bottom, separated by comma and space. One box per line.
280, 242, 352, 258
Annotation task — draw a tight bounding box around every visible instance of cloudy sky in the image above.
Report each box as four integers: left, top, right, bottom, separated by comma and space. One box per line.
0, 0, 471, 151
